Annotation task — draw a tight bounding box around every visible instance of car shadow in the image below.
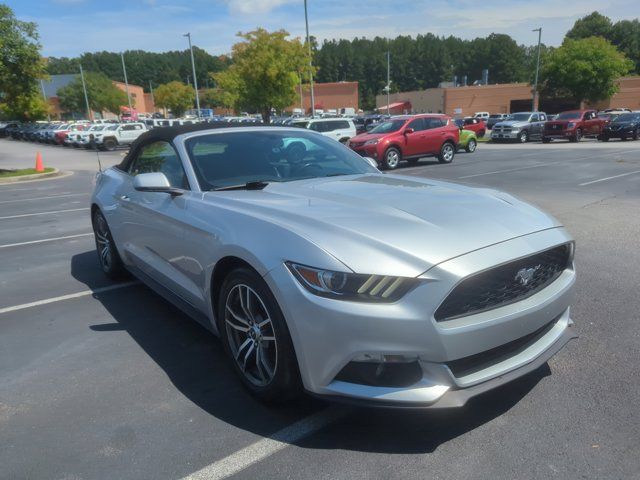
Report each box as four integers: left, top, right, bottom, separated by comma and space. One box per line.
72, 249, 550, 454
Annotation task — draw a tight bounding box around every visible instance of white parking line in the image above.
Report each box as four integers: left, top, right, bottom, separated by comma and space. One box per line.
0, 207, 88, 220
182, 406, 347, 480
0, 193, 86, 204
0, 233, 93, 249
0, 282, 137, 315
579, 170, 640, 186
458, 163, 548, 179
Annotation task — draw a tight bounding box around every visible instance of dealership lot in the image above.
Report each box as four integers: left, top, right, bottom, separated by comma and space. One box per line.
1, 139, 639, 479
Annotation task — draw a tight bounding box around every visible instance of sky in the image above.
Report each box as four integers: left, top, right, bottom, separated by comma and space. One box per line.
6, 0, 640, 58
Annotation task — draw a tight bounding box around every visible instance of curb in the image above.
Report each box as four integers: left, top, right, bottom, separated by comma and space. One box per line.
0, 168, 71, 185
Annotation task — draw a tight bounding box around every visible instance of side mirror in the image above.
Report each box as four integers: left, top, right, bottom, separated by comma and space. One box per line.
133, 172, 183, 196
364, 157, 379, 169
404, 128, 414, 135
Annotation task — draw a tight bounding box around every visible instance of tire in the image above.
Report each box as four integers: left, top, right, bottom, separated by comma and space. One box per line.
438, 142, 455, 163
383, 147, 401, 170
338, 137, 349, 144
218, 267, 301, 402
542, 137, 551, 144
465, 139, 477, 153
103, 138, 117, 151
571, 128, 582, 142
518, 130, 528, 143
621, 136, 627, 142
92, 209, 127, 280
633, 129, 639, 141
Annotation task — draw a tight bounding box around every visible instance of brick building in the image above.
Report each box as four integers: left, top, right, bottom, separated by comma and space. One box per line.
377, 76, 640, 116
292, 81, 359, 113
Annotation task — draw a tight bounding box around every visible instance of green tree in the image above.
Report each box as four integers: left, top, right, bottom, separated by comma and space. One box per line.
213, 29, 310, 122
153, 81, 195, 116
57, 72, 128, 116
541, 37, 633, 105
0, 4, 48, 120
566, 11, 613, 40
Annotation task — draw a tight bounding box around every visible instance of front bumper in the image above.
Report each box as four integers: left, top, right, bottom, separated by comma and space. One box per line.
264, 228, 575, 407
491, 130, 520, 140
544, 129, 575, 139
603, 127, 635, 138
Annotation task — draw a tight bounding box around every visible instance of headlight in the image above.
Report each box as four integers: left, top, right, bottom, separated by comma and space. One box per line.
286, 262, 419, 302
364, 139, 379, 146
567, 122, 576, 128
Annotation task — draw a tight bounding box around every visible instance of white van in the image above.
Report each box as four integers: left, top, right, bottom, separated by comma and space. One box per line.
474, 112, 490, 120
290, 118, 357, 143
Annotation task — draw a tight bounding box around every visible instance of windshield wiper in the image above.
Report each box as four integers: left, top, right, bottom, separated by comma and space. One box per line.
213, 180, 270, 191
324, 173, 350, 177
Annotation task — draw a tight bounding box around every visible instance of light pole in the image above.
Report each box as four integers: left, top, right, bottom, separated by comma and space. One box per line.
79, 64, 92, 121
184, 32, 201, 118
386, 50, 391, 116
120, 52, 133, 114
304, 0, 315, 117
149, 80, 155, 112
532, 27, 542, 112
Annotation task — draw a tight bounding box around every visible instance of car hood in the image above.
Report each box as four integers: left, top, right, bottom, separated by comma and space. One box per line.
201, 174, 561, 277
349, 132, 388, 143
494, 120, 530, 128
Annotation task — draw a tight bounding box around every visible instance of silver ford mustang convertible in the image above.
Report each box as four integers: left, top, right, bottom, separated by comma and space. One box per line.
91, 124, 576, 407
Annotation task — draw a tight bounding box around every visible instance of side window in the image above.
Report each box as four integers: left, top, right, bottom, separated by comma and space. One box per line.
424, 118, 445, 129
407, 118, 425, 132
530, 114, 539, 122
337, 121, 351, 130
308, 122, 323, 132
128, 141, 188, 189
539, 114, 546, 121
122, 124, 136, 131
323, 121, 339, 132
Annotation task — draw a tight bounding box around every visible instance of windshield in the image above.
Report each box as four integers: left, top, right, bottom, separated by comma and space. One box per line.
509, 113, 532, 122
106, 125, 119, 130
185, 130, 378, 190
557, 112, 581, 120
369, 120, 405, 134
614, 113, 640, 122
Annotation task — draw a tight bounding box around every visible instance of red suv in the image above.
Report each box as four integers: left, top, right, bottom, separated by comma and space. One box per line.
347, 114, 459, 169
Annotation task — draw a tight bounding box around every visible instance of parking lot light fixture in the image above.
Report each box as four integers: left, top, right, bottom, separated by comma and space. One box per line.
184, 33, 201, 118
532, 28, 542, 112
304, 0, 315, 117
120, 52, 133, 115
79, 64, 92, 121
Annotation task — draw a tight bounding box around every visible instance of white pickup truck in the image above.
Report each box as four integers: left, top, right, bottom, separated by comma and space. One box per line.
92, 122, 147, 151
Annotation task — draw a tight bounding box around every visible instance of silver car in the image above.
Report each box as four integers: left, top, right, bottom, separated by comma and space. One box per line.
91, 125, 576, 407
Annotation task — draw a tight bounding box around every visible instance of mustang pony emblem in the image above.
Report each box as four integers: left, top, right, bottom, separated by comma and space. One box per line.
515, 265, 541, 286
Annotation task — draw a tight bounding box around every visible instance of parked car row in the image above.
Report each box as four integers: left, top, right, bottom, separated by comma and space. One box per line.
489, 109, 640, 143
3, 120, 148, 151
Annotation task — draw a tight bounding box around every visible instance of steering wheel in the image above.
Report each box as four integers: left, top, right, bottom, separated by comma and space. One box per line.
295, 162, 324, 175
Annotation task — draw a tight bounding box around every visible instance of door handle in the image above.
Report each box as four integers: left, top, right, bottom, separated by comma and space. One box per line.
120, 195, 130, 202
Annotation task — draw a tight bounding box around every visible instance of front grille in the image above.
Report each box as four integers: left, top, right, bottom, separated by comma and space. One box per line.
446, 317, 559, 378
547, 124, 564, 131
434, 244, 571, 321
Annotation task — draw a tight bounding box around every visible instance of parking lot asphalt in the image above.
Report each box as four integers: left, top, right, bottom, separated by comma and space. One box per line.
1, 137, 639, 480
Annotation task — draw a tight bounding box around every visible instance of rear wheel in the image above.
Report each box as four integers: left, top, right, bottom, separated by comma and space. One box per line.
465, 138, 477, 153
92, 210, 127, 279
633, 128, 639, 141
383, 147, 401, 170
218, 267, 301, 402
438, 142, 455, 163
518, 130, 528, 143
542, 137, 551, 144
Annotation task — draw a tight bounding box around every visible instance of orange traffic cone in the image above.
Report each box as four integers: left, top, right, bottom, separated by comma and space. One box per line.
35, 151, 44, 172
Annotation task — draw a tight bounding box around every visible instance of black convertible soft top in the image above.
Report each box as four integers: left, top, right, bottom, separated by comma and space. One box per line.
117, 121, 272, 171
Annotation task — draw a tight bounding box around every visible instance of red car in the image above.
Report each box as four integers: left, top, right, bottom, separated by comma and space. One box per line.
542, 109, 606, 143
54, 123, 86, 145
347, 114, 459, 169
457, 117, 487, 137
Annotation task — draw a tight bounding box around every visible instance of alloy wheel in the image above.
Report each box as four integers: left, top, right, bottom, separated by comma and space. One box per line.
442, 143, 454, 162
94, 215, 112, 272
386, 150, 399, 169
224, 284, 278, 387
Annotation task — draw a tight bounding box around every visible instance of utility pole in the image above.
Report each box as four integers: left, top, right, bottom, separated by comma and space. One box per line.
120, 52, 133, 115
299, 74, 304, 112
79, 64, 92, 121
184, 33, 201, 117
386, 50, 391, 116
532, 27, 542, 112
39, 79, 51, 121
304, 0, 315, 117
